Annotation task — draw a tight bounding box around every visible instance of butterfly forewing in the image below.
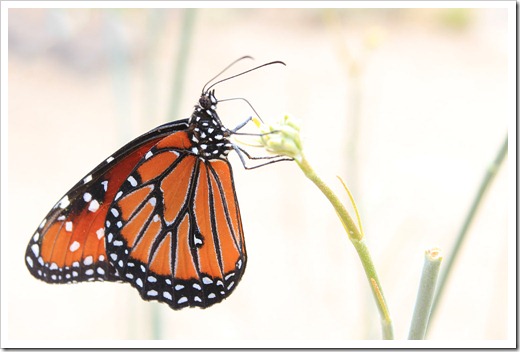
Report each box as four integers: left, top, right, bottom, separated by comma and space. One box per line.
25, 120, 189, 284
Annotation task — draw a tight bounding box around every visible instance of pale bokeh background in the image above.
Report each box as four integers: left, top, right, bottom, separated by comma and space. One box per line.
7, 6, 510, 343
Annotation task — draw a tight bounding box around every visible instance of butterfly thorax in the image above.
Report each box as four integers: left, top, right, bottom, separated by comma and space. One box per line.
188, 90, 233, 160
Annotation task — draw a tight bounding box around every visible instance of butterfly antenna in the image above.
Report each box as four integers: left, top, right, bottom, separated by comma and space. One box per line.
201, 56, 254, 94
204, 60, 286, 93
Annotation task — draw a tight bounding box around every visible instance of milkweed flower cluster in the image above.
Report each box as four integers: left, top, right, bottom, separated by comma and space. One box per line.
253, 115, 303, 163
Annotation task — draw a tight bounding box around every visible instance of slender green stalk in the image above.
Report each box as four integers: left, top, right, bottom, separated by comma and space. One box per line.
296, 154, 393, 339
255, 115, 394, 339
427, 135, 508, 334
408, 248, 443, 340
296, 157, 362, 241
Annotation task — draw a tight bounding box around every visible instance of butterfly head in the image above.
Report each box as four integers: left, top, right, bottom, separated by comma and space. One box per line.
198, 89, 217, 110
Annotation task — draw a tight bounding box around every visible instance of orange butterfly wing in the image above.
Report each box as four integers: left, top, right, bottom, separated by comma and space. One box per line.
25, 121, 190, 284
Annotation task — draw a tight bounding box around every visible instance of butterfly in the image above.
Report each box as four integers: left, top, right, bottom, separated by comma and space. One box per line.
25, 57, 288, 310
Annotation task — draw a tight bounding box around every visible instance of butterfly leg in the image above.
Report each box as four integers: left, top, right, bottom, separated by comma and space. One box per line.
233, 145, 292, 170
231, 116, 253, 133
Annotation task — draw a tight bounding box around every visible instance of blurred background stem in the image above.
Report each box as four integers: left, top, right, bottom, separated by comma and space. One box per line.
151, 8, 197, 340
408, 248, 443, 339
168, 8, 197, 121
426, 135, 508, 336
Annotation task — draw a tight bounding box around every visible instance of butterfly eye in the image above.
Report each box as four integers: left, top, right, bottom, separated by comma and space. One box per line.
199, 95, 212, 109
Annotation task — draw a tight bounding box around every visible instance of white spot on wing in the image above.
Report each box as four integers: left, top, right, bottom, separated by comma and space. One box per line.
101, 180, 108, 192
83, 175, 93, 184
163, 292, 172, 300
106, 156, 115, 163
83, 192, 92, 202
96, 228, 105, 240
65, 221, 73, 232
83, 256, 93, 265
147, 290, 158, 297
26, 256, 34, 268
39, 219, 47, 229
145, 151, 153, 159
69, 241, 80, 252
88, 200, 100, 212
58, 196, 70, 209
127, 176, 138, 187
111, 208, 119, 217
177, 296, 188, 304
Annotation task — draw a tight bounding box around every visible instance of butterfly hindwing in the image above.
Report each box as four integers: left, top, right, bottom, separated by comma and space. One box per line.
104, 134, 246, 309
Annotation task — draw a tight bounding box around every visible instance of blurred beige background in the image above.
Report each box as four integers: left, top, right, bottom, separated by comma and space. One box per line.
7, 7, 510, 343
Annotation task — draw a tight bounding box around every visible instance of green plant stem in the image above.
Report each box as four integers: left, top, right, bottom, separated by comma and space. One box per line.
295, 154, 393, 339
427, 135, 508, 335
408, 248, 443, 340
296, 157, 363, 241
